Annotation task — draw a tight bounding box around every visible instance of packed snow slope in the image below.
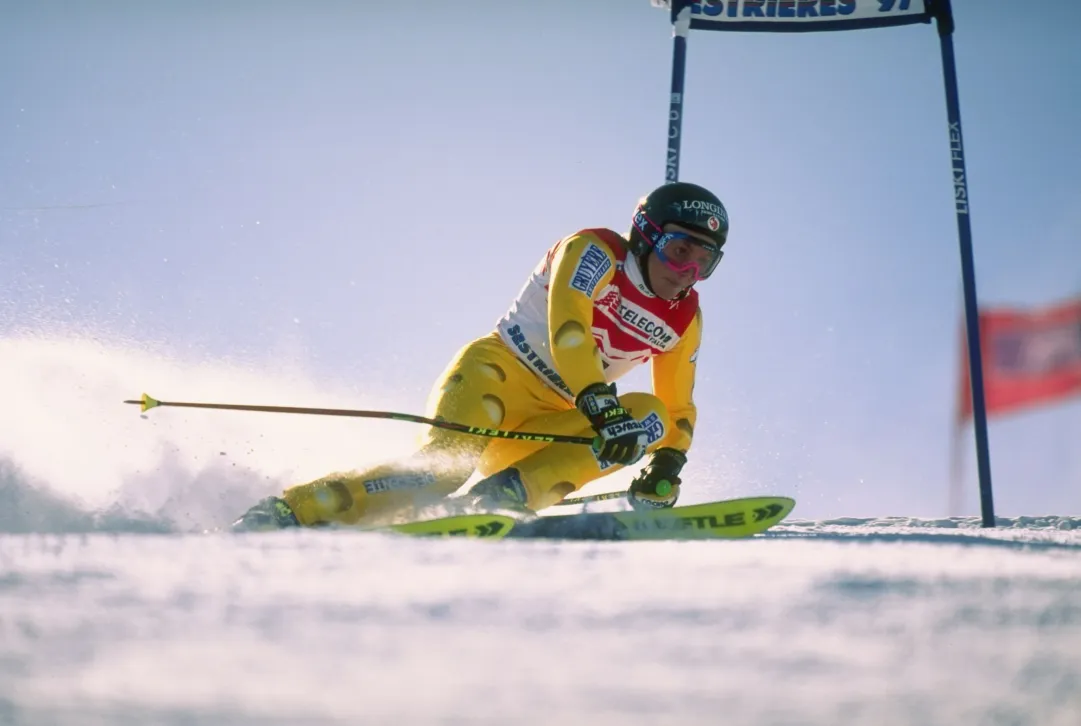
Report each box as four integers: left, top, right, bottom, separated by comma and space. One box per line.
1, 334, 1078, 725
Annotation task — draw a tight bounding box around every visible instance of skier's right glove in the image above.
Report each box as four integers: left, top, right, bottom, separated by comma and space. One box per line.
575, 382, 648, 467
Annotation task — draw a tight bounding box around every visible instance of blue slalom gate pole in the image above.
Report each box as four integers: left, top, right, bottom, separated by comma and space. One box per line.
664, 1, 692, 183
933, 0, 996, 527
652, 0, 994, 524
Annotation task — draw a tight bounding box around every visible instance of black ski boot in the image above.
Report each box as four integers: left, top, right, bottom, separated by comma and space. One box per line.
466, 468, 534, 514
232, 496, 300, 532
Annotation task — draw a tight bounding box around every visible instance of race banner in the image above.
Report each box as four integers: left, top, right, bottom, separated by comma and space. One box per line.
652, 0, 932, 32
957, 296, 1081, 422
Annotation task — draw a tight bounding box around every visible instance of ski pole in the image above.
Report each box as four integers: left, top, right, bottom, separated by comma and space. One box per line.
554, 480, 677, 507
552, 490, 627, 506
124, 393, 598, 446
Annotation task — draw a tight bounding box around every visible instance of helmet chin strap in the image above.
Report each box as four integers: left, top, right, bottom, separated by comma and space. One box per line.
638, 251, 657, 295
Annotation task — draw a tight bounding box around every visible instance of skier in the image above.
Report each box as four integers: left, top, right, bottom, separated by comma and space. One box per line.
233, 181, 728, 531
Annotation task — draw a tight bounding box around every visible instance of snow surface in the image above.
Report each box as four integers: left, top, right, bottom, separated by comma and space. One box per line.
0, 515, 1079, 725
1, 336, 1079, 725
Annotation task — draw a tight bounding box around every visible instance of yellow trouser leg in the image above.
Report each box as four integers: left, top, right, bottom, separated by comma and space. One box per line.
283, 333, 565, 526
476, 392, 672, 510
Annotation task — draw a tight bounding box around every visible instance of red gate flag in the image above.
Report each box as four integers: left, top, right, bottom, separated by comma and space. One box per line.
957, 296, 1081, 422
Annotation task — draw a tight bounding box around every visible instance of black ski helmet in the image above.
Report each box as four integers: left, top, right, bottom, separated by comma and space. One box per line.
628, 181, 729, 275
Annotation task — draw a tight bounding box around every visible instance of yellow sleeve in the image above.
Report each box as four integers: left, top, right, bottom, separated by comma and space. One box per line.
651, 307, 702, 452
547, 232, 618, 397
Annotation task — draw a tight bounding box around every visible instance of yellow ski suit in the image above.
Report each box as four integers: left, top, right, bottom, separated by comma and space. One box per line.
282, 227, 702, 526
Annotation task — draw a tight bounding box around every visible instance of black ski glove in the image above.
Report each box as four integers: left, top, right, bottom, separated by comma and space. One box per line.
628, 447, 686, 510
575, 382, 648, 467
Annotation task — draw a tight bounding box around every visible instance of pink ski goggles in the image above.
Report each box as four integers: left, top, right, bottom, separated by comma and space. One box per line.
632, 208, 724, 281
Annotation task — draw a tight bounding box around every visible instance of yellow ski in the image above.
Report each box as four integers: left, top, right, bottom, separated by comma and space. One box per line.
381, 496, 794, 541
386, 513, 516, 539
513, 496, 796, 541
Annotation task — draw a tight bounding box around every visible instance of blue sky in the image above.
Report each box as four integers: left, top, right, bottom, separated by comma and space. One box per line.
1, 0, 1078, 518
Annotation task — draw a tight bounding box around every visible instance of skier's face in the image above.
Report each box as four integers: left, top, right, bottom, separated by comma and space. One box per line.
647, 224, 720, 299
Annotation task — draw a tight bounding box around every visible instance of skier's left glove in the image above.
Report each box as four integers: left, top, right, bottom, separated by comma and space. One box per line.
627, 447, 687, 510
